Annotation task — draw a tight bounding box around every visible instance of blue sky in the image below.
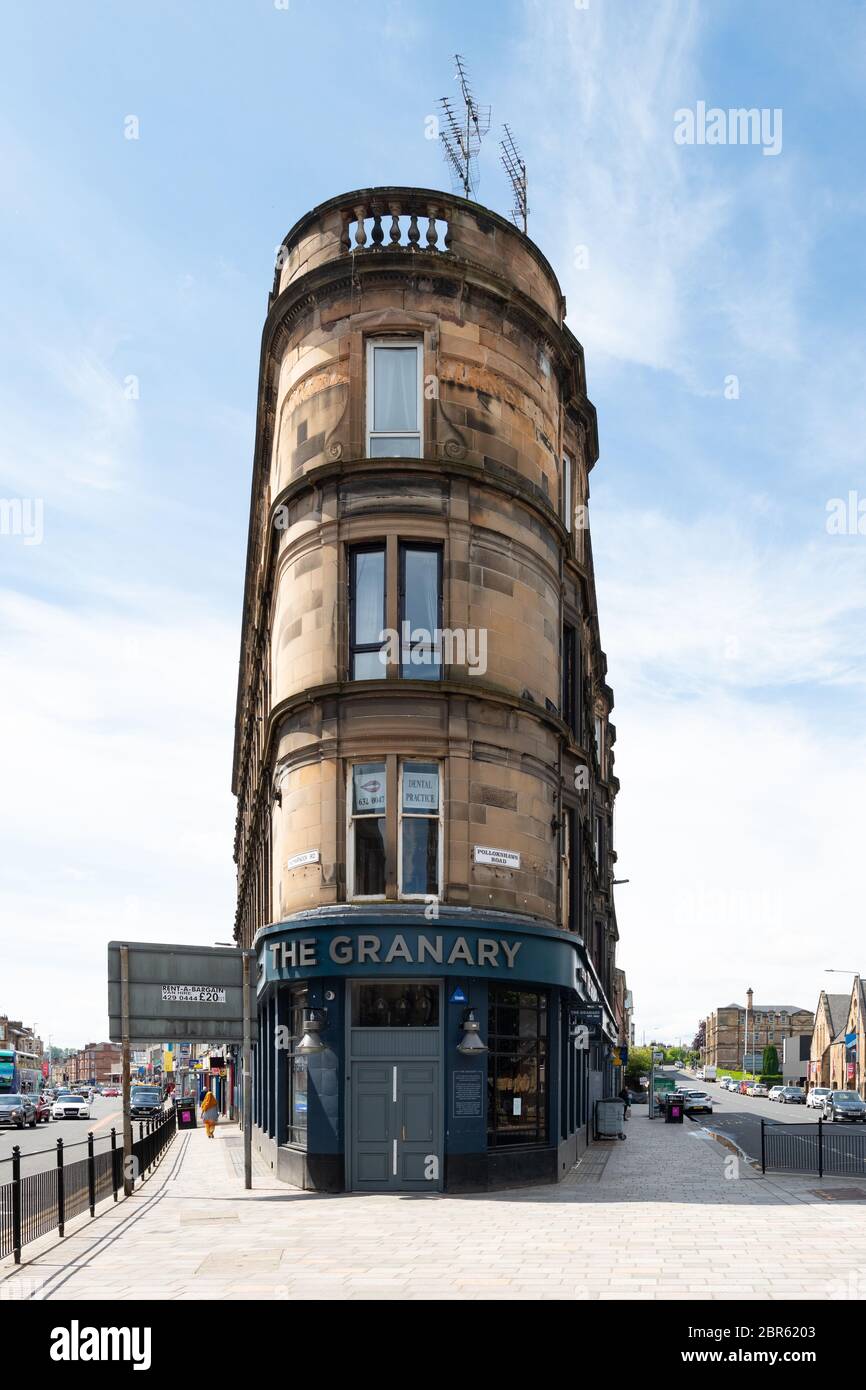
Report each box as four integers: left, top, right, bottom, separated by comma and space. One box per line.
2, 0, 865, 1046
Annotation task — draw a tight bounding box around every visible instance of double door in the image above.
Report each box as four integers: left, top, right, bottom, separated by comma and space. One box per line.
351, 1060, 440, 1191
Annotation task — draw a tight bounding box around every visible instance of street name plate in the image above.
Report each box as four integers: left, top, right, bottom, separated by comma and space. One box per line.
473, 846, 521, 869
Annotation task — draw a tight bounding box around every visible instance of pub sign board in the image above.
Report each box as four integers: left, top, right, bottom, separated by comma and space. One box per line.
107, 940, 258, 1044
570, 1003, 603, 1038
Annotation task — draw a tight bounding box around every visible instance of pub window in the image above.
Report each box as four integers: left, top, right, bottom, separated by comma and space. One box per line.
348, 762, 387, 899
349, 544, 386, 680
562, 454, 573, 532
399, 761, 442, 898
399, 543, 442, 679
366, 339, 423, 457
487, 986, 548, 1148
351, 981, 439, 1027
286, 984, 309, 1148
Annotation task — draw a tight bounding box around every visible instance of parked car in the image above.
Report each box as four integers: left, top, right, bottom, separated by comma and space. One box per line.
51, 1092, 90, 1120
102, 1087, 119, 1098
768, 1085, 785, 1102
777, 1087, 806, 1105
806, 1087, 831, 1109
737, 1080, 751, 1094
683, 1090, 713, 1114
822, 1090, 866, 1123
722, 1077, 738, 1091
746, 1082, 769, 1097
0, 1094, 37, 1128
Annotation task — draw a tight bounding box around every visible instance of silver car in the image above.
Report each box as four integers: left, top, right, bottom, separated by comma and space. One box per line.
822, 1090, 866, 1123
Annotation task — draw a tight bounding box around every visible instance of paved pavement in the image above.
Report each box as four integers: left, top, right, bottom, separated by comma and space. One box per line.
2, 1108, 866, 1301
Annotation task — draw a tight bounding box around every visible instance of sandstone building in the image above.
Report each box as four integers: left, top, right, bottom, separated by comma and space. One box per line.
703, 988, 813, 1072
232, 187, 622, 1191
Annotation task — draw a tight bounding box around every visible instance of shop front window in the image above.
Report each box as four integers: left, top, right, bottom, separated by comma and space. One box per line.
487, 986, 548, 1148
287, 985, 308, 1148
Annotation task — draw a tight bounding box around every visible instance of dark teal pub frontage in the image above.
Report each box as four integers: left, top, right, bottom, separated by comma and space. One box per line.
251, 908, 618, 1193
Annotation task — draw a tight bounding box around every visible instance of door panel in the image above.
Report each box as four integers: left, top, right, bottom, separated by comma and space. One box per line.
350, 1059, 440, 1191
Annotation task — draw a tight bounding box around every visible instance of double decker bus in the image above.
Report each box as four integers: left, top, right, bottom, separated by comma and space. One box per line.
0, 1047, 42, 1094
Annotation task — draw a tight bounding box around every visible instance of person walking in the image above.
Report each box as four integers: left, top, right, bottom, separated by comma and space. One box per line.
201, 1088, 218, 1138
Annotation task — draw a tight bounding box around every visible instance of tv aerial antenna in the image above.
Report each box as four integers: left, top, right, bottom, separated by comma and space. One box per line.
438, 54, 491, 200
500, 124, 528, 234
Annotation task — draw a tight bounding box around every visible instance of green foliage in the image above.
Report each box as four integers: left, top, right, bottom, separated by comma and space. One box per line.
762, 1045, 779, 1075
624, 1045, 653, 1084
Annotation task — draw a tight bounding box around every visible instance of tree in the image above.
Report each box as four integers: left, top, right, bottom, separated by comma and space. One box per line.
692, 1020, 706, 1054
762, 1045, 779, 1075
624, 1046, 653, 1087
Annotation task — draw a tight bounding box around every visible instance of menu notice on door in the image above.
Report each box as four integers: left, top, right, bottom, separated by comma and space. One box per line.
453, 1069, 483, 1118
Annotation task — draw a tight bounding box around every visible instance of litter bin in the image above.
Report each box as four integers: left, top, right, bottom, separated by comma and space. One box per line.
665, 1095, 684, 1124
175, 1097, 198, 1129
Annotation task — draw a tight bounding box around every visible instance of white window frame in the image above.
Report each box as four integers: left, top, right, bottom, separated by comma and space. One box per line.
562, 453, 573, 533
397, 759, 444, 901
366, 338, 424, 457
347, 761, 388, 902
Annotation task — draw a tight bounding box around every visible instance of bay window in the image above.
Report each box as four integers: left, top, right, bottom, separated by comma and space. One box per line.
349, 545, 386, 679
367, 340, 423, 457
399, 543, 441, 679
562, 453, 573, 532
348, 762, 387, 898
399, 761, 442, 898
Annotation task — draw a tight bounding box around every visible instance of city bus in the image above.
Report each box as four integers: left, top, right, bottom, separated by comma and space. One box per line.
0, 1047, 42, 1094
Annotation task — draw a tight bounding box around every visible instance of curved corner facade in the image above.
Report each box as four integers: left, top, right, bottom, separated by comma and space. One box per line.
233, 188, 623, 1192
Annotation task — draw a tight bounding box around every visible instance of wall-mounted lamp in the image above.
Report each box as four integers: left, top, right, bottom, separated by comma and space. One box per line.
296, 1008, 328, 1055
457, 1008, 488, 1055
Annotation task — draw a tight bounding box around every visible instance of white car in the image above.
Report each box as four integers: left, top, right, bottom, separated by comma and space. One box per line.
52, 1093, 91, 1120
806, 1087, 831, 1110
746, 1082, 768, 1098
768, 1085, 785, 1102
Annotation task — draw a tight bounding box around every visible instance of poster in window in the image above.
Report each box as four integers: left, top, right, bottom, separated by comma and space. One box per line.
402, 763, 439, 813
353, 763, 386, 813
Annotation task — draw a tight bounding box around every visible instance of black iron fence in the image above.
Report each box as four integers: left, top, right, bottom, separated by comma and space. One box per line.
0, 1108, 176, 1264
762, 1118, 866, 1178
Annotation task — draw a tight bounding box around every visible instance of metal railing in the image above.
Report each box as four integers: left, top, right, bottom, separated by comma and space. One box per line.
0, 1108, 176, 1263
762, 1118, 866, 1177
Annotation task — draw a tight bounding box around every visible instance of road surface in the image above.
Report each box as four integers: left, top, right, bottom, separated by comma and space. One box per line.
0, 1096, 128, 1180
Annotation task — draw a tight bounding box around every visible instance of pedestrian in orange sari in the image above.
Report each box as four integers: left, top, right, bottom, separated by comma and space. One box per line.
201, 1089, 218, 1138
